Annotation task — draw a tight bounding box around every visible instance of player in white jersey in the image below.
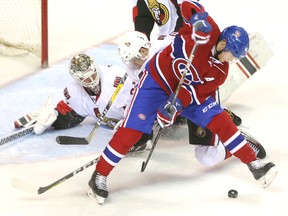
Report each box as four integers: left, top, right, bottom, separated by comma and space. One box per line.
114, 31, 174, 151
14, 54, 134, 135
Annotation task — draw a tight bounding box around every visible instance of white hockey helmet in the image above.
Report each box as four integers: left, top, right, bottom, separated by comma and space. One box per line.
118, 31, 151, 67
69, 53, 101, 93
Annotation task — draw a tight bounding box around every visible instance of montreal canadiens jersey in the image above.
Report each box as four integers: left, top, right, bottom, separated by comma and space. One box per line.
145, 0, 229, 107
63, 65, 134, 121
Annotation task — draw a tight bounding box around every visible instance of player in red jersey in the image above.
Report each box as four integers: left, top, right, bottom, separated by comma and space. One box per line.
87, 0, 277, 204
133, 0, 243, 146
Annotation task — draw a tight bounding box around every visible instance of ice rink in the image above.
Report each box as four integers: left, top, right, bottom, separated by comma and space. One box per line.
1, 0, 288, 215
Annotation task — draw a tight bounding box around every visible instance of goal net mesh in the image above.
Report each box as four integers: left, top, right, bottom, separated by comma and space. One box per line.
0, 0, 41, 57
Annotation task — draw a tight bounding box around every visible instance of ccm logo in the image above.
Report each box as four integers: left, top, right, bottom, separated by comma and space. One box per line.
202, 101, 217, 113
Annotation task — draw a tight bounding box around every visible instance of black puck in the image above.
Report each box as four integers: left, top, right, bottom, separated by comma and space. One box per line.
228, 189, 238, 198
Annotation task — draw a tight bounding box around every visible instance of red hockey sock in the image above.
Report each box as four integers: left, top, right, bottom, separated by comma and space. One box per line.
207, 111, 256, 164
96, 127, 143, 176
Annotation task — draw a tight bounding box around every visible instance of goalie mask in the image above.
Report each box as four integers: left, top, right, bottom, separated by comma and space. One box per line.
219, 25, 249, 60
118, 31, 151, 69
69, 54, 100, 94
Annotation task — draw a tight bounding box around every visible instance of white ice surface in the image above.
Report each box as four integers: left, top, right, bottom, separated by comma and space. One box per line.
1, 0, 288, 215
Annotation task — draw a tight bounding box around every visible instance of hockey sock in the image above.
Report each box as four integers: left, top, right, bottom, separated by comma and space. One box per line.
207, 111, 256, 164
96, 127, 143, 176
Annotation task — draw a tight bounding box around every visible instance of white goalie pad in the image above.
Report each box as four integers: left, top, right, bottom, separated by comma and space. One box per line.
219, 32, 274, 103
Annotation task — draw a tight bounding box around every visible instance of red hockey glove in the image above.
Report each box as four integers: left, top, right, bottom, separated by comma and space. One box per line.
189, 12, 212, 44
157, 93, 183, 128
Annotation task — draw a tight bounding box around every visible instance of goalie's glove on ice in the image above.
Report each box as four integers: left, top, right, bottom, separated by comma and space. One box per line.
189, 12, 212, 45
157, 93, 183, 128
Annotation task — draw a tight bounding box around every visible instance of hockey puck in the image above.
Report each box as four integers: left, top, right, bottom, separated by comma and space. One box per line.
228, 189, 238, 198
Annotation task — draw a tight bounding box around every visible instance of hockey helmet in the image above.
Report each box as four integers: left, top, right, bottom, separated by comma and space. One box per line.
118, 31, 151, 67
69, 53, 100, 93
219, 25, 249, 59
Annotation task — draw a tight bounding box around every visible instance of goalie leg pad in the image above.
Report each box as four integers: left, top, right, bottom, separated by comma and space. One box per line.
33, 97, 58, 135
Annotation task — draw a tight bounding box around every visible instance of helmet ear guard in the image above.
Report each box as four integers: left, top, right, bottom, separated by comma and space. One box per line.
219, 25, 250, 59
69, 54, 100, 93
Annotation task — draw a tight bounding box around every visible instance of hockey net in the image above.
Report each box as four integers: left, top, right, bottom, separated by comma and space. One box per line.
0, 0, 48, 68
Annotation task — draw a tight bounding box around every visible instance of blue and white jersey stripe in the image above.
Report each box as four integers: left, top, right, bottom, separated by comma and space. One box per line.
102, 143, 125, 166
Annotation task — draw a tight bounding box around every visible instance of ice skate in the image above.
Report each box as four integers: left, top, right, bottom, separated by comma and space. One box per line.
128, 133, 153, 153
225, 108, 242, 126
241, 131, 266, 159
129, 141, 148, 153
247, 159, 277, 188
87, 171, 108, 205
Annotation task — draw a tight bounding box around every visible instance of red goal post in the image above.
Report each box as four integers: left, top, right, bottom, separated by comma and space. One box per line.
0, 0, 48, 68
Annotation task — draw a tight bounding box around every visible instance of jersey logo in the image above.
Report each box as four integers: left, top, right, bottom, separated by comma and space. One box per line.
172, 58, 202, 85
64, 87, 71, 100
113, 76, 123, 87
147, 0, 169, 26
138, 113, 146, 120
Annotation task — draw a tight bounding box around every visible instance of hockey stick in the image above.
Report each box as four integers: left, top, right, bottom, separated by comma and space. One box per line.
56, 73, 128, 145
12, 157, 100, 195
141, 126, 162, 172
0, 124, 34, 146
141, 43, 198, 172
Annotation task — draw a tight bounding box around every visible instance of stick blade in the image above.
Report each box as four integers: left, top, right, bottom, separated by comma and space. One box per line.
11, 177, 39, 194
141, 161, 146, 172
56, 136, 89, 145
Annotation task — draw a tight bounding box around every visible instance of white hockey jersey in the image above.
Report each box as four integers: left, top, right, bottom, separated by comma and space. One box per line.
133, 0, 183, 39
125, 34, 175, 83
64, 65, 134, 122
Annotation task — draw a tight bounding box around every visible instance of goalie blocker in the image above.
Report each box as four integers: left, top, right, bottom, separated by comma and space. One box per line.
188, 32, 272, 157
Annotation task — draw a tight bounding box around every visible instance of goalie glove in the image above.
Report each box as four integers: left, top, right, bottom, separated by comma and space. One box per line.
157, 93, 183, 128
189, 12, 212, 45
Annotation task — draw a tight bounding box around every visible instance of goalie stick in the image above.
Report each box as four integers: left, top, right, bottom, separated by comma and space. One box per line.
141, 43, 198, 172
56, 73, 128, 145
0, 124, 34, 146
12, 157, 100, 195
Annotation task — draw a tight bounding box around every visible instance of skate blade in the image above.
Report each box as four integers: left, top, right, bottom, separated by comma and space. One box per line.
260, 166, 277, 188
86, 187, 106, 205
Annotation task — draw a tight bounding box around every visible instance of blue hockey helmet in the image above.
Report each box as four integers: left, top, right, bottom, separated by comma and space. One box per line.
219, 25, 249, 59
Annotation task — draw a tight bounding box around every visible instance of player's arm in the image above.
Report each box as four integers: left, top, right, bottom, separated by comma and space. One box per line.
172, 0, 184, 32
133, 0, 155, 39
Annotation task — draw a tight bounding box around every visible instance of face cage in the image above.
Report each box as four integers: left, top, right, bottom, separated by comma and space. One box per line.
123, 49, 149, 68
75, 69, 100, 93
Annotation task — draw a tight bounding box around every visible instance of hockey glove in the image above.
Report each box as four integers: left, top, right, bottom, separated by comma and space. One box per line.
189, 12, 212, 44
99, 115, 120, 129
157, 93, 183, 128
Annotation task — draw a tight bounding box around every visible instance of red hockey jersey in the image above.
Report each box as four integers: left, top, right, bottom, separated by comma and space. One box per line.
146, 0, 229, 107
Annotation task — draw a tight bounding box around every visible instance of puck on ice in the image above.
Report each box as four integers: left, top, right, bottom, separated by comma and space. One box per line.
228, 189, 238, 198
